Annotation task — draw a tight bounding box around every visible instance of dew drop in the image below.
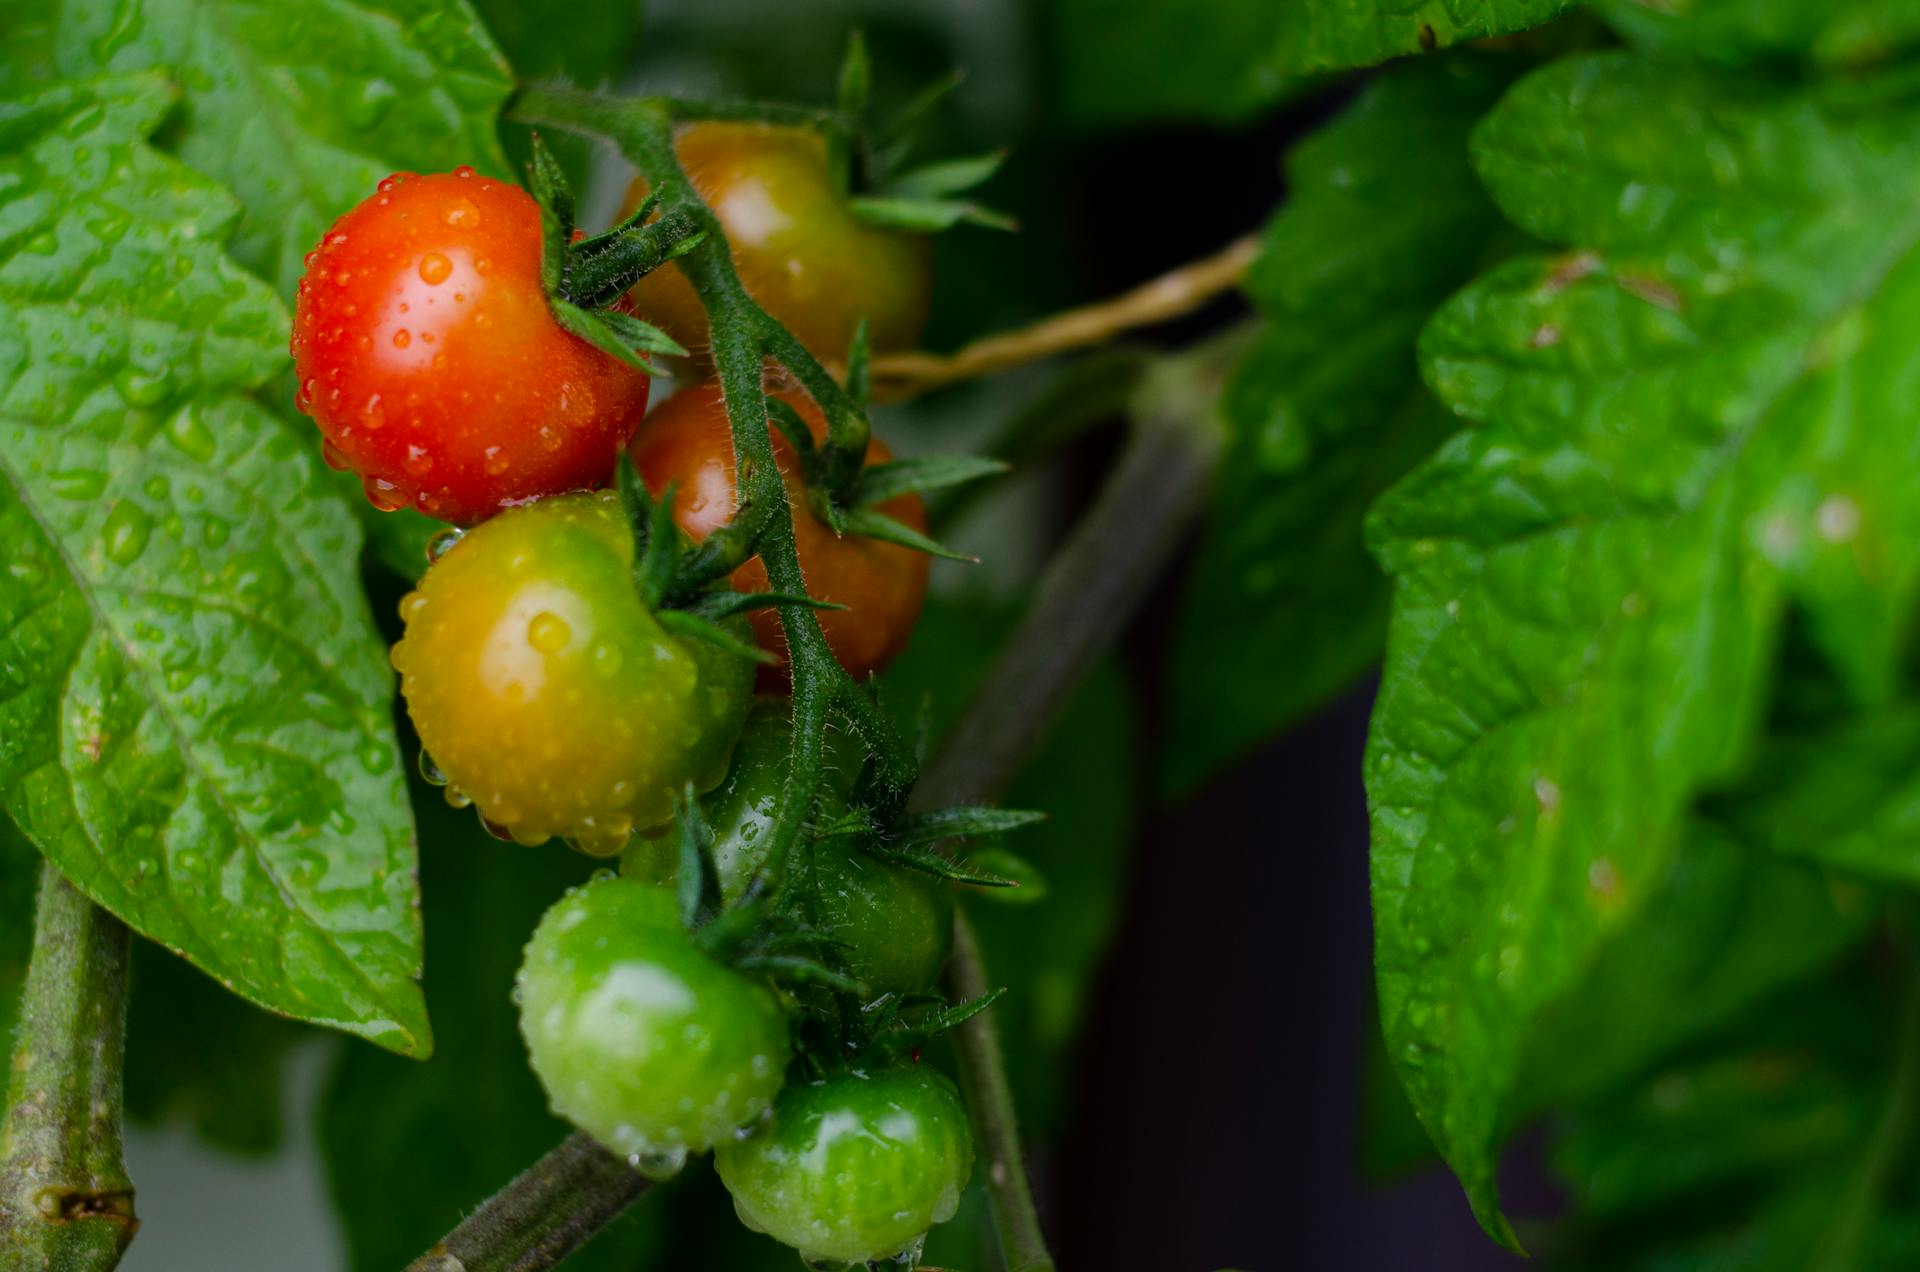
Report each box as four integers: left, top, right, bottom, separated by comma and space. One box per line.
417, 252, 452, 285
166, 408, 218, 462
322, 440, 352, 472
527, 611, 572, 653
115, 364, 172, 407
589, 642, 623, 677
48, 469, 106, 500
444, 198, 482, 229
102, 502, 152, 564
399, 589, 430, 621
359, 742, 394, 775
403, 444, 433, 476
392, 328, 411, 349
364, 477, 408, 512
444, 784, 473, 810
425, 526, 465, 563
628, 1145, 688, 1181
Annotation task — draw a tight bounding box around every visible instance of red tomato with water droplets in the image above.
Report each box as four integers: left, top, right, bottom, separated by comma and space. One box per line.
290, 168, 651, 525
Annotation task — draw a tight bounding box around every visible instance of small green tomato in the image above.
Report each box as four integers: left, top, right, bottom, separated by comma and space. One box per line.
715, 1063, 974, 1265
516, 877, 789, 1172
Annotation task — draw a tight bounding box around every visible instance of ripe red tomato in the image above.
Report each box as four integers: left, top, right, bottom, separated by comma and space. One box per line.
628, 382, 931, 684
621, 123, 930, 366
291, 168, 650, 525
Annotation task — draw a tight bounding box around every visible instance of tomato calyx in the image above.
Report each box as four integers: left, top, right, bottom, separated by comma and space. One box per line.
523, 136, 702, 376
826, 32, 1015, 235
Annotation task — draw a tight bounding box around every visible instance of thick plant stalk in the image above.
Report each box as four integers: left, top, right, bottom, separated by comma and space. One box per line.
0, 860, 136, 1271
405, 1133, 651, 1272
911, 331, 1234, 1272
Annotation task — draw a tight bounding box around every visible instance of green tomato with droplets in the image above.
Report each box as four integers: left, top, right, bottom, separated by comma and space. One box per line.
392, 490, 754, 853
517, 877, 790, 1166
715, 1063, 973, 1265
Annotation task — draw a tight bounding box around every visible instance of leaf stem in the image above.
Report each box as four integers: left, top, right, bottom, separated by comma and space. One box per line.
0, 860, 136, 1271
403, 1132, 651, 1272
869, 235, 1258, 402
909, 328, 1239, 1271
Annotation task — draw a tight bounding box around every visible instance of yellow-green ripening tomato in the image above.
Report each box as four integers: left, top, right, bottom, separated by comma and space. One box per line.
392, 491, 753, 854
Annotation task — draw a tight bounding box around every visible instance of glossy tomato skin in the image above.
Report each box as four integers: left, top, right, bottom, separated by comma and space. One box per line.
714, 1063, 973, 1264
629, 383, 931, 684
518, 877, 790, 1166
291, 168, 650, 525
392, 491, 753, 853
621, 123, 930, 366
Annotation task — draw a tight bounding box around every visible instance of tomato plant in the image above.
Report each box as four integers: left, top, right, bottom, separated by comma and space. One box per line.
11, 4, 1918, 1272
291, 169, 653, 524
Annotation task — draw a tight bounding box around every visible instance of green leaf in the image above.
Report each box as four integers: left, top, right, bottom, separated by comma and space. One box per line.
0, 76, 428, 1054
1707, 706, 1920, 884
1594, 0, 1920, 71
1368, 50, 1920, 1238
1164, 56, 1519, 798
319, 772, 668, 1270
1546, 971, 1916, 1269
1516, 826, 1868, 1116
0, 0, 514, 299
851, 455, 1009, 507
847, 195, 1017, 234
1052, 0, 1572, 127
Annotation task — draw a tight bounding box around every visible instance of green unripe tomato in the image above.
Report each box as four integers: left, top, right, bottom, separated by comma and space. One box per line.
516, 877, 790, 1170
635, 699, 953, 994
714, 1064, 973, 1266
393, 491, 754, 854
815, 842, 953, 997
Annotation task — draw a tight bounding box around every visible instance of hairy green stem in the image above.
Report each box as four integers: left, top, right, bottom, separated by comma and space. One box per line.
405, 1133, 651, 1272
0, 860, 136, 1271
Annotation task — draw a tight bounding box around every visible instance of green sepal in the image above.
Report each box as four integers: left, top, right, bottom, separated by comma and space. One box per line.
868, 70, 965, 183
656, 608, 777, 665
845, 321, 873, 412
736, 954, 868, 996
683, 590, 847, 622
832, 505, 978, 562
956, 848, 1049, 904
878, 151, 1007, 201
864, 989, 1006, 1065
850, 195, 1017, 233
594, 309, 689, 360
527, 133, 575, 297
851, 455, 1010, 507
674, 786, 723, 932
767, 397, 817, 459
549, 297, 660, 377
886, 806, 1049, 849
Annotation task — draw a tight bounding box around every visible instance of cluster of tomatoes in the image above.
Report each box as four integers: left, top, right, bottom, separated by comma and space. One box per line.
289, 125, 969, 1267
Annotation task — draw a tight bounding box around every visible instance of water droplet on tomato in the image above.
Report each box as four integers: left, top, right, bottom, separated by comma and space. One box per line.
425, 527, 464, 563
445, 784, 473, 810
392, 328, 411, 349
528, 611, 572, 653
363, 476, 408, 512
444, 198, 481, 229
403, 444, 433, 476
629, 1145, 687, 1180
418, 252, 452, 285
322, 440, 351, 471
